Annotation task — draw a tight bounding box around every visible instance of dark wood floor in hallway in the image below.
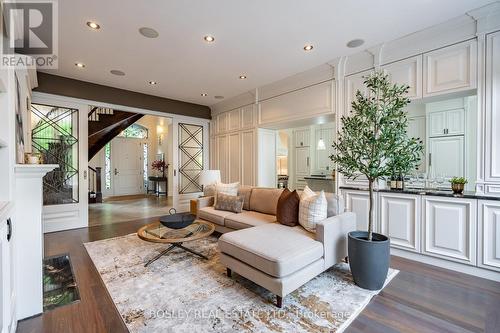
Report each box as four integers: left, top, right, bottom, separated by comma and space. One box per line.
17, 218, 500, 333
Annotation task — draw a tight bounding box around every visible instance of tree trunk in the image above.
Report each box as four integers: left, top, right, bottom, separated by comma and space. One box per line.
368, 179, 374, 241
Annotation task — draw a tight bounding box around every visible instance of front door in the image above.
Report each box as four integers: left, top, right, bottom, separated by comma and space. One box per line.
112, 138, 144, 196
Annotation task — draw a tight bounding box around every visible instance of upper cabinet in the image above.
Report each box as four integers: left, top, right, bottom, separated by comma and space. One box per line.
428, 109, 465, 137
241, 104, 256, 129
217, 112, 229, 134
423, 40, 477, 97
214, 104, 256, 135
228, 109, 241, 132
294, 128, 310, 147
485, 31, 500, 183
344, 70, 372, 114
259, 81, 334, 125
382, 56, 422, 100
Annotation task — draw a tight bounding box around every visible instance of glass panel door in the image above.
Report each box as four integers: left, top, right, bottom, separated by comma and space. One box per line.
178, 123, 203, 194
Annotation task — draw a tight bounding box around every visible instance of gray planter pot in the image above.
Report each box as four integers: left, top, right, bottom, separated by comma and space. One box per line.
348, 231, 390, 290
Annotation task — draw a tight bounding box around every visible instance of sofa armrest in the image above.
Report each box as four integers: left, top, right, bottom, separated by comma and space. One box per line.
315, 212, 356, 269
197, 196, 215, 210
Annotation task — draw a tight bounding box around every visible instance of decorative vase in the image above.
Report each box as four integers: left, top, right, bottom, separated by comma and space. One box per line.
451, 183, 464, 194
348, 231, 390, 290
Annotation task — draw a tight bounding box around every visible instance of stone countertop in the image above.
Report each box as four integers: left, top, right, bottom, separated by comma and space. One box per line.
304, 176, 335, 180
339, 186, 500, 201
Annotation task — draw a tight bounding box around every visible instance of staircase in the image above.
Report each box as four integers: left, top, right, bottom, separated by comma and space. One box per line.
87, 106, 144, 203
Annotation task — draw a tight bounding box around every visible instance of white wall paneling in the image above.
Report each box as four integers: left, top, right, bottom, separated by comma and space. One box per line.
216, 135, 229, 183
379, 192, 421, 252
217, 112, 229, 134
485, 31, 500, 183
257, 128, 276, 187
241, 130, 256, 186
423, 196, 477, 265
228, 109, 241, 132
228, 132, 241, 183
382, 55, 422, 100
423, 40, 477, 97
478, 200, 500, 272
240, 104, 256, 129
258, 81, 333, 126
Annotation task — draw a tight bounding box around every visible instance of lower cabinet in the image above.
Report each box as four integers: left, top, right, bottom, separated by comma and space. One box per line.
1, 216, 15, 333
379, 192, 420, 252
344, 189, 378, 232
422, 196, 477, 265
478, 200, 500, 272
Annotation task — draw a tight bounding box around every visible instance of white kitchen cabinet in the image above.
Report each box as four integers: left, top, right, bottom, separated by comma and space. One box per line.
379, 192, 421, 252
294, 128, 310, 147
478, 200, 500, 272
241, 104, 255, 129
295, 147, 310, 175
241, 130, 256, 186
428, 109, 465, 137
344, 70, 372, 114
423, 40, 477, 97
216, 135, 229, 183
209, 136, 217, 169
344, 189, 378, 232
217, 112, 229, 134
382, 56, 422, 100
228, 109, 241, 132
485, 31, 500, 182
210, 119, 217, 136
423, 196, 477, 265
429, 136, 464, 178
228, 133, 241, 183
0, 214, 15, 333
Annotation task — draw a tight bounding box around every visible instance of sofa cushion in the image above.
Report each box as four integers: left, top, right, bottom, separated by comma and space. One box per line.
214, 193, 244, 213
249, 188, 284, 215
218, 223, 323, 278
225, 210, 276, 230
276, 189, 300, 227
237, 185, 253, 210
198, 206, 236, 226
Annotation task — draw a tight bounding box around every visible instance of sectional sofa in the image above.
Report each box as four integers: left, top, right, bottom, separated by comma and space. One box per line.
195, 186, 356, 307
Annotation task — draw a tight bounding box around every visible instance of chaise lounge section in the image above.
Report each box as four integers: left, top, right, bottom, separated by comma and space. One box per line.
195, 186, 356, 307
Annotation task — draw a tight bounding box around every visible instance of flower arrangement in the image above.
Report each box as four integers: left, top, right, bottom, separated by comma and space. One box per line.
152, 160, 166, 172
449, 176, 468, 185
449, 177, 467, 194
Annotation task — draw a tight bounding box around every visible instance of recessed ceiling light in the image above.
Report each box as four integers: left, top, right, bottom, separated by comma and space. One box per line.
75, 62, 85, 68
214, 95, 225, 100
86, 21, 100, 30
110, 70, 125, 76
148, 81, 158, 85
239, 75, 247, 80
203, 35, 215, 43
347, 39, 364, 48
139, 27, 159, 38
303, 44, 314, 51
201, 93, 208, 96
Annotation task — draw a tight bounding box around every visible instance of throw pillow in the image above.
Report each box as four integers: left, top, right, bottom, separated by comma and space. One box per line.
215, 182, 239, 196
325, 193, 345, 217
214, 193, 244, 213
299, 189, 327, 232
300, 185, 316, 200
237, 185, 253, 211
203, 184, 216, 197
276, 189, 300, 227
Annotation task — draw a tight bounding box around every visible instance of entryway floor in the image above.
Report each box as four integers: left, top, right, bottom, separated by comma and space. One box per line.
88, 194, 173, 227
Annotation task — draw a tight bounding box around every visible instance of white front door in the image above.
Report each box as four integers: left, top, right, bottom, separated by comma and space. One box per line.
112, 138, 144, 196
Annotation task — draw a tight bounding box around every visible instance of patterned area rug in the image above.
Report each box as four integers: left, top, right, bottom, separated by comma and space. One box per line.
84, 234, 398, 333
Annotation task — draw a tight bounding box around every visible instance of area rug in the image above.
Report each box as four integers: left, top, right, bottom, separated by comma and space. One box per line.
84, 234, 398, 333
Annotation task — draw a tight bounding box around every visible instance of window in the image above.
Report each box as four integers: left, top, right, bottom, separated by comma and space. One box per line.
104, 142, 111, 189
117, 123, 148, 139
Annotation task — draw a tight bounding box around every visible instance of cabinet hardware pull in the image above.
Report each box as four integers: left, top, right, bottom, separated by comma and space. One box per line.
7, 218, 12, 241
307, 157, 310, 167
429, 153, 432, 167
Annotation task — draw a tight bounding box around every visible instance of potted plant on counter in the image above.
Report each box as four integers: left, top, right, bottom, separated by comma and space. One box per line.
449, 177, 467, 194
330, 71, 423, 290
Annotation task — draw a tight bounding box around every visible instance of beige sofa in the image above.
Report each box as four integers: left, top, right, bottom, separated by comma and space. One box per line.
195, 186, 356, 307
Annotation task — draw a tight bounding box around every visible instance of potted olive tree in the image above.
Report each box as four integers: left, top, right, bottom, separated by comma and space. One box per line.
330, 72, 423, 290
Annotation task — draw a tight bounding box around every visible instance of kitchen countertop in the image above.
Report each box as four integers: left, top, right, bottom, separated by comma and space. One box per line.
339, 186, 500, 201
304, 176, 335, 180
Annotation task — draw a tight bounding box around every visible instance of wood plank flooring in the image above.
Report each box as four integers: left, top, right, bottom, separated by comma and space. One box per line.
17, 218, 500, 333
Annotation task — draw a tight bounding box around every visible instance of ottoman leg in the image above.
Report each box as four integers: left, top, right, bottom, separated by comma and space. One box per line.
227, 268, 232, 278
276, 295, 283, 308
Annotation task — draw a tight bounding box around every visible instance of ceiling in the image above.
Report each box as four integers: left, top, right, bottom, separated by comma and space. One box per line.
43, 0, 493, 106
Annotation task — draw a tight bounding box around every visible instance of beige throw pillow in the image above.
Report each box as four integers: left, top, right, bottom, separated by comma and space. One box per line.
299, 186, 327, 232
215, 182, 239, 196
214, 193, 244, 213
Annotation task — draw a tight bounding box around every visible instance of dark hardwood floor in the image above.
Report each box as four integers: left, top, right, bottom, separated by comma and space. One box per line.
17, 218, 500, 333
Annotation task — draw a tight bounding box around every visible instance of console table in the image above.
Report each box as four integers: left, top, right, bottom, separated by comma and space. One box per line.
147, 176, 168, 197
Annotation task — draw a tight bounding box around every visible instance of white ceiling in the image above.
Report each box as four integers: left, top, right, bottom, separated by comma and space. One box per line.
43, 0, 493, 106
